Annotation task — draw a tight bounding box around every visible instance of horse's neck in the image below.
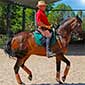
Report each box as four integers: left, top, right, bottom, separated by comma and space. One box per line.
58, 18, 75, 36
57, 18, 76, 47
57, 26, 71, 47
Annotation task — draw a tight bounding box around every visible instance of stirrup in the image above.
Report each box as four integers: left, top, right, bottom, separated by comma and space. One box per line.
47, 51, 56, 57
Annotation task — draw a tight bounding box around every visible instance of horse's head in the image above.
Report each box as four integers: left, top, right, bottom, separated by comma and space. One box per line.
52, 16, 82, 38
70, 16, 82, 37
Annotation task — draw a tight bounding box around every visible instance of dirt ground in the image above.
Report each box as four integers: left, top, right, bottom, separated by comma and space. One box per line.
0, 44, 85, 85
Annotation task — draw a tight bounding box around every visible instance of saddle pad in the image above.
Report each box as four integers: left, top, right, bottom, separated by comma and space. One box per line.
33, 31, 56, 46
33, 31, 43, 45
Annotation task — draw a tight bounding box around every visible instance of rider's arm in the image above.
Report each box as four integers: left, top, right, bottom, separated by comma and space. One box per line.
38, 21, 51, 29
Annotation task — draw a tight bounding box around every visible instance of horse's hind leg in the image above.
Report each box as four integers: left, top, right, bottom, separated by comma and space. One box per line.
14, 59, 25, 85
21, 64, 32, 81
61, 54, 70, 82
20, 55, 32, 81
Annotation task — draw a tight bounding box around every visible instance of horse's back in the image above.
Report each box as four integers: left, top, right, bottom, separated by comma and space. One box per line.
14, 31, 31, 37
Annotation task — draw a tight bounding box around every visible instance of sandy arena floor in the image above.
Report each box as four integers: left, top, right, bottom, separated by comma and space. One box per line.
0, 44, 85, 85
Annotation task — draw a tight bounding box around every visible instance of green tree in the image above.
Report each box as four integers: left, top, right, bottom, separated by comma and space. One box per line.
82, 12, 85, 31
0, 3, 7, 34
48, 3, 75, 24
77, 10, 83, 19
25, 8, 35, 31
10, 5, 22, 33
46, 3, 54, 15
10, 5, 35, 32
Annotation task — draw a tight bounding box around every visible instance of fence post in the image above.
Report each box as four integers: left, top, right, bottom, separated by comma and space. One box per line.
22, 7, 26, 31
6, 3, 12, 37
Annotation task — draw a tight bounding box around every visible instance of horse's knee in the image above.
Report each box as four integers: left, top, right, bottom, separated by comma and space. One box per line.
21, 63, 24, 68
14, 65, 19, 74
66, 60, 70, 66
61, 54, 71, 66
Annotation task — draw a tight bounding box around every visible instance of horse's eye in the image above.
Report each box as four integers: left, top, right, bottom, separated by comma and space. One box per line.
78, 23, 80, 26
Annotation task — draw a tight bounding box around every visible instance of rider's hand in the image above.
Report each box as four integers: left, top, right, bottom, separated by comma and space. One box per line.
45, 25, 51, 29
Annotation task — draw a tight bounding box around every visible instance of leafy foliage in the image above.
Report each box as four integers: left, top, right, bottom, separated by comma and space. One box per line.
25, 8, 35, 31
0, 3, 7, 34
0, 2, 85, 35
48, 3, 75, 24
10, 5, 22, 33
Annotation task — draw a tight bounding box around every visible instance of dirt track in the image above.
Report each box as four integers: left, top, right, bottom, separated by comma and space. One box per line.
0, 44, 85, 85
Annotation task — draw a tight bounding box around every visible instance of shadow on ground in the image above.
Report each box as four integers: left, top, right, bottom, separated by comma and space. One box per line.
31, 83, 85, 85
66, 43, 85, 56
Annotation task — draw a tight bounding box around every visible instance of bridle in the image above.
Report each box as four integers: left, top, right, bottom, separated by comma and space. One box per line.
70, 18, 82, 37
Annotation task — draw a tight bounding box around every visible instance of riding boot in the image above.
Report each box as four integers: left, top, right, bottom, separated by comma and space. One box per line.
46, 37, 56, 57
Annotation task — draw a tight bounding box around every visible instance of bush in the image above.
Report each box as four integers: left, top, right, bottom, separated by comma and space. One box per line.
0, 35, 8, 48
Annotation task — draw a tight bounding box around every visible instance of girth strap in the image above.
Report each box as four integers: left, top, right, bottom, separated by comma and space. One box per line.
56, 35, 63, 49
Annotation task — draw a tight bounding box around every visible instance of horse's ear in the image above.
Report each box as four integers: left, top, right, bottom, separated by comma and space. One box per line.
76, 15, 79, 19
76, 15, 82, 23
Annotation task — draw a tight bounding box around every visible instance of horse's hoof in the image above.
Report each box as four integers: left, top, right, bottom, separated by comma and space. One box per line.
28, 74, 32, 81
62, 76, 66, 82
19, 82, 25, 85
56, 78, 63, 84
59, 81, 63, 84
57, 80, 63, 84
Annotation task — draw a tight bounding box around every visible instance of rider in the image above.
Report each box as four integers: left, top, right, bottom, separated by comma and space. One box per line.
36, 0, 56, 57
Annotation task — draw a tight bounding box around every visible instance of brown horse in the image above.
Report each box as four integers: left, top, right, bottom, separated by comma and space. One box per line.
4, 16, 82, 85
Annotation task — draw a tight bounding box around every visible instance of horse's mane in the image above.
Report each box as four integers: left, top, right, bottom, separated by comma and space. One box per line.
60, 16, 82, 27
57, 17, 76, 34
76, 15, 82, 23
58, 17, 72, 31
60, 17, 71, 25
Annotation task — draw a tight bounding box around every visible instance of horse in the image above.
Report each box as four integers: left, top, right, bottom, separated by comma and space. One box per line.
4, 16, 82, 85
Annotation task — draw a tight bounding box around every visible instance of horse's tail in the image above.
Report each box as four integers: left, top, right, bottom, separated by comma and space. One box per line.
4, 38, 13, 57
4, 32, 32, 58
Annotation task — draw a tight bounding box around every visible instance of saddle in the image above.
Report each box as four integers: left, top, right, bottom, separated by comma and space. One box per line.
33, 30, 56, 46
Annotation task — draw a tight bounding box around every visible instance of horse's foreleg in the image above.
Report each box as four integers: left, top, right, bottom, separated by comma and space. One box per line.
56, 54, 63, 84
56, 60, 61, 81
61, 54, 70, 82
14, 59, 23, 84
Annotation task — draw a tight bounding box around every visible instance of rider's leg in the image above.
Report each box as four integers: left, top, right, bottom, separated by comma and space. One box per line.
46, 32, 56, 57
